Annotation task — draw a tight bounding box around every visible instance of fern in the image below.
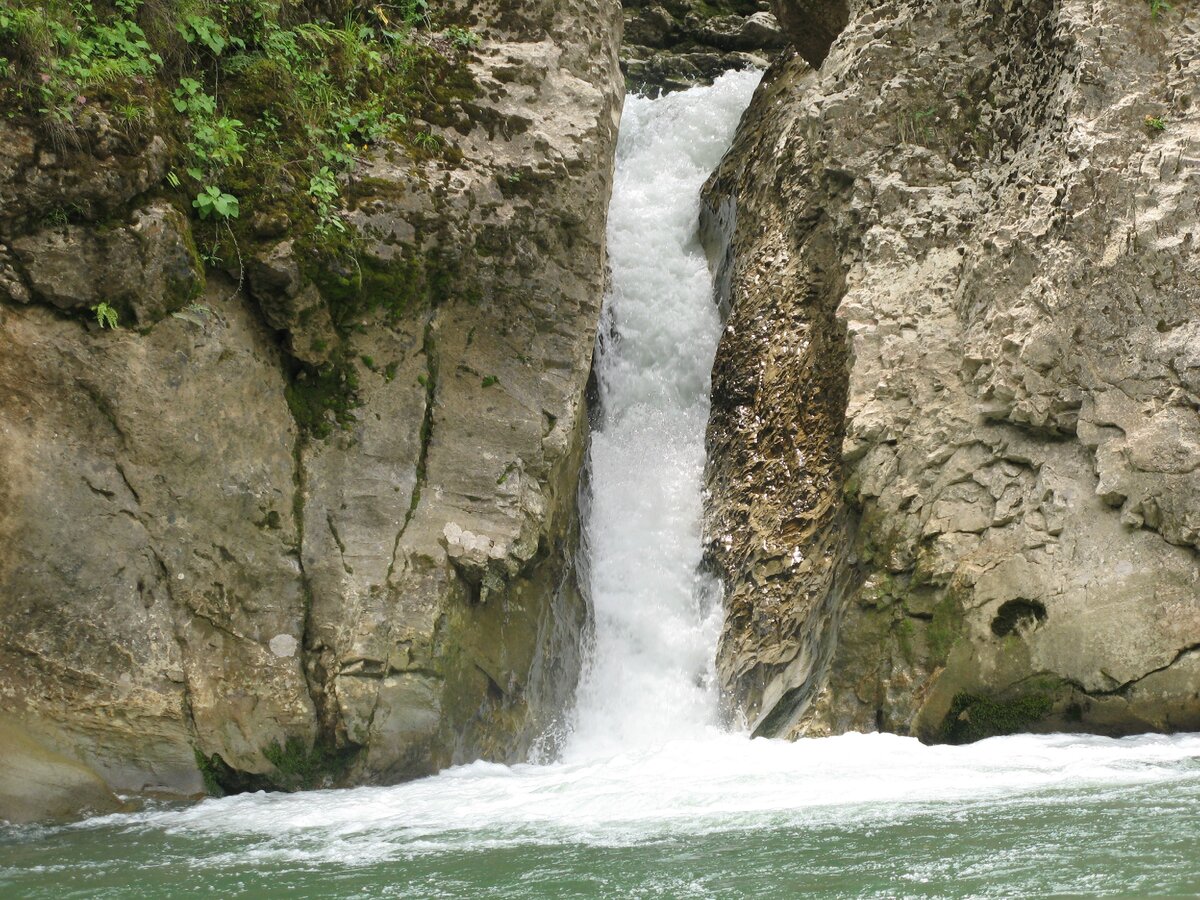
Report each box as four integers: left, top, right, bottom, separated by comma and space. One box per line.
92, 302, 119, 329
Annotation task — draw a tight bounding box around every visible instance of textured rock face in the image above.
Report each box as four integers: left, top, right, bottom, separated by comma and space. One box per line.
621, 0, 786, 94
0, 0, 622, 818
768, 0, 847, 68
303, 0, 624, 780
704, 0, 1200, 741
0, 714, 121, 824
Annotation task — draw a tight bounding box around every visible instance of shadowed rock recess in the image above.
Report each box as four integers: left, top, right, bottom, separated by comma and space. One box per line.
703, 0, 1200, 742
0, 0, 623, 818
620, 0, 788, 95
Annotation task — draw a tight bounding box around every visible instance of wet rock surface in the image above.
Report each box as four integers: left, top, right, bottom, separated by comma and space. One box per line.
704, 0, 1200, 741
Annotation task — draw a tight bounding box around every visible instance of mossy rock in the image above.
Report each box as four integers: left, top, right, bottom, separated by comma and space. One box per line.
285, 356, 362, 439
195, 737, 353, 795
262, 736, 352, 792
940, 691, 1053, 744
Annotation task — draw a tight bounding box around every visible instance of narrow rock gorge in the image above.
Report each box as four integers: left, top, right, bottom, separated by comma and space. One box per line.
0, 0, 622, 819
2, 0, 1198, 833
704, 0, 1200, 742
2, 0, 1200, 888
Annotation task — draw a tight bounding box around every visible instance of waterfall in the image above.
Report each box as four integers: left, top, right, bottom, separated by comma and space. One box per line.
10, 73, 1199, 899
565, 69, 762, 757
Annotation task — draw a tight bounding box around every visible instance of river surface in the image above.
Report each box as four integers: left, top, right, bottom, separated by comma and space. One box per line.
4, 70, 1199, 899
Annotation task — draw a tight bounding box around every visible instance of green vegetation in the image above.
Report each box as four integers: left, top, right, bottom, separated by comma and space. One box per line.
92, 301, 120, 329
194, 738, 349, 795
285, 358, 360, 439
0, 0, 162, 148
262, 735, 348, 792
0, 0, 479, 436
0, 0, 472, 215
1148, 0, 1171, 20
926, 592, 964, 665
941, 691, 1053, 744
1144, 114, 1166, 132
193, 747, 225, 796
192, 184, 239, 219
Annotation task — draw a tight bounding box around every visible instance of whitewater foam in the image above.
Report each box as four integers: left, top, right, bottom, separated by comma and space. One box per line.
565, 68, 762, 758
71, 732, 1200, 864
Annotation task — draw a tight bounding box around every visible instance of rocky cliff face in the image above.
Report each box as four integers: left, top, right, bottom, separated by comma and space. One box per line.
704, 0, 1200, 742
621, 0, 786, 94
0, 0, 622, 819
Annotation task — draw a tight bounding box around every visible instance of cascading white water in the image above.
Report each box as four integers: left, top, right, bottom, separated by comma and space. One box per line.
10, 72, 1200, 900
565, 69, 761, 755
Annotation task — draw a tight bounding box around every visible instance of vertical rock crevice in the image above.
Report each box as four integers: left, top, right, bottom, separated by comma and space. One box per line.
768, 0, 848, 68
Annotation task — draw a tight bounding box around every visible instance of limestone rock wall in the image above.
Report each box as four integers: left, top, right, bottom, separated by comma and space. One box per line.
0, 0, 623, 818
704, 0, 1200, 741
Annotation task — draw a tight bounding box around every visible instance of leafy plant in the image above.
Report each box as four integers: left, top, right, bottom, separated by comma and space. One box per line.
308, 166, 339, 205
189, 114, 246, 168
92, 301, 119, 329
1144, 114, 1166, 132
444, 26, 480, 48
399, 0, 431, 27
176, 14, 229, 57
193, 185, 239, 220
171, 77, 215, 116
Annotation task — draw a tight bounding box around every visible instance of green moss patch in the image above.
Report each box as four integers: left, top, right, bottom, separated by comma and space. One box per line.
262, 735, 351, 792
941, 691, 1053, 744
285, 356, 361, 439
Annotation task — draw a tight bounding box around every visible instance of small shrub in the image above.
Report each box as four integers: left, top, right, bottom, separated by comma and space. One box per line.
1148, 0, 1172, 20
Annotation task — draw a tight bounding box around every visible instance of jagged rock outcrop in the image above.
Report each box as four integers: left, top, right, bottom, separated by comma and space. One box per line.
0, 0, 622, 820
704, 0, 1200, 742
621, 0, 786, 94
